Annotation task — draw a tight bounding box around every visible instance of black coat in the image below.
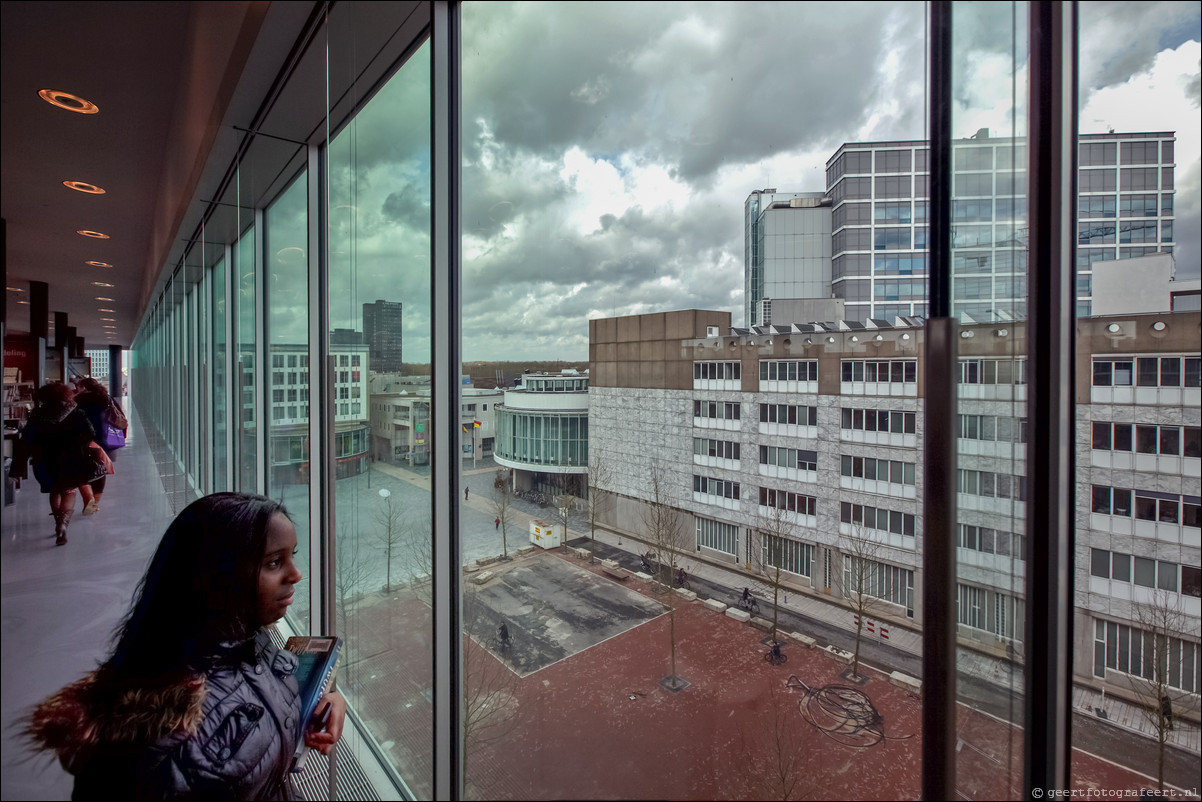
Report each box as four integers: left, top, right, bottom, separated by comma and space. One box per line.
27, 630, 304, 801
12, 406, 98, 493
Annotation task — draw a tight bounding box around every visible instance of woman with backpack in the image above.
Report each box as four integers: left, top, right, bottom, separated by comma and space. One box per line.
74, 377, 127, 516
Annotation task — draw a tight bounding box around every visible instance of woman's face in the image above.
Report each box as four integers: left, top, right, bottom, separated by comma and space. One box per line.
257, 513, 302, 626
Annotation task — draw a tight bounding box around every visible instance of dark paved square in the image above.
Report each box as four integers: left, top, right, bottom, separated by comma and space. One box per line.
465, 557, 667, 676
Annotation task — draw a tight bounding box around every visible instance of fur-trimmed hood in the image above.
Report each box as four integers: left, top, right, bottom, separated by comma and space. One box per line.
24, 671, 206, 773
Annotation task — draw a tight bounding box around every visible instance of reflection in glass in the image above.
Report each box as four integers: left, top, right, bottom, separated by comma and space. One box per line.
236, 226, 259, 492
328, 32, 433, 798
266, 174, 311, 631
951, 4, 1028, 798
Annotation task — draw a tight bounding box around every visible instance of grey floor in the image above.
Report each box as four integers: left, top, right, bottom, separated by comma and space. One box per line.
2, 405, 175, 801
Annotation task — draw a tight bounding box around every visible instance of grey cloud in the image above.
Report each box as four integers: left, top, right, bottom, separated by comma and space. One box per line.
382, 185, 428, 223
462, 2, 926, 185
1080, 1, 1201, 91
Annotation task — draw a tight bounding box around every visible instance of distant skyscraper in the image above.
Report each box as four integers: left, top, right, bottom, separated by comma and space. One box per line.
362, 300, 403, 372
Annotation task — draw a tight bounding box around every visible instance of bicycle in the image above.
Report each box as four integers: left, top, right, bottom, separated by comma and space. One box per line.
764, 641, 787, 666
494, 624, 512, 653
735, 593, 760, 615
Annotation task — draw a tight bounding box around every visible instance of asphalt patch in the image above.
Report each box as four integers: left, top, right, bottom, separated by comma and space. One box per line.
465, 555, 666, 676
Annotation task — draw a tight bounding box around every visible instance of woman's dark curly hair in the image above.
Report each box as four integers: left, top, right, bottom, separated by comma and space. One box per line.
99, 492, 290, 681
33, 381, 74, 415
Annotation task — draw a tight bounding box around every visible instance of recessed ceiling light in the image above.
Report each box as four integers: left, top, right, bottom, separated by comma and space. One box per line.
17, 300, 30, 305
98, 308, 115, 312
77, 230, 109, 239
64, 180, 106, 194
6, 286, 23, 292
95, 296, 114, 301
38, 89, 99, 114
86, 261, 112, 268
101, 318, 116, 322
276, 247, 305, 263
92, 281, 114, 287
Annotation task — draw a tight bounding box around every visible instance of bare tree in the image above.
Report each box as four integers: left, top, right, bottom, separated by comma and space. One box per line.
334, 524, 374, 690
461, 589, 523, 798
585, 455, 614, 563
643, 463, 690, 690
491, 468, 513, 559
374, 487, 405, 591
753, 497, 800, 642
1130, 590, 1196, 791
554, 488, 574, 553
400, 507, 434, 607
728, 679, 805, 801
836, 528, 886, 680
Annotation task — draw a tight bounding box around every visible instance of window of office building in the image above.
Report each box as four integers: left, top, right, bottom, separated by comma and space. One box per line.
696, 516, 738, 556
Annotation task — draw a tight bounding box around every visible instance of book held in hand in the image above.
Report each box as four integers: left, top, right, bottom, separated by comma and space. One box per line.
284, 635, 342, 772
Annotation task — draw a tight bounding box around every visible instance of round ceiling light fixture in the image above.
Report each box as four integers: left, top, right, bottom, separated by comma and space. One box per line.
63, 180, 105, 194
38, 89, 99, 114
77, 229, 110, 239
86, 260, 112, 268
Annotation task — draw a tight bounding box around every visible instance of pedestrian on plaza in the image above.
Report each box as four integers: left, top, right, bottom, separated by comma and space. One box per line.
465, 487, 469, 501
74, 377, 127, 516
9, 382, 112, 545
495, 516, 500, 530
24, 492, 346, 799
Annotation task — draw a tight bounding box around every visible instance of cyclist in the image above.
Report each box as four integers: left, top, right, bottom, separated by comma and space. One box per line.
640, 553, 653, 573
742, 587, 752, 604
497, 622, 510, 647
771, 640, 782, 661
676, 567, 688, 587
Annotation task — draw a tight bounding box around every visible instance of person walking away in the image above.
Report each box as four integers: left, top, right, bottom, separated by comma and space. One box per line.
23, 492, 346, 799
465, 487, 469, 501
9, 382, 112, 545
495, 516, 500, 530
74, 377, 127, 515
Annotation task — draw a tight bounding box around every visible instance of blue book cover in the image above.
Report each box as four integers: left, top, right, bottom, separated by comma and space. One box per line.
285, 636, 342, 772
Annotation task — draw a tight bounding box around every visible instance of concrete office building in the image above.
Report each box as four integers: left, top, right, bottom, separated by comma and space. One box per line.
589, 308, 1200, 708
749, 130, 1178, 325
370, 384, 500, 466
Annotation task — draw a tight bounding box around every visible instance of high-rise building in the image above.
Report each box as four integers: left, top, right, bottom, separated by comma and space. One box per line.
362, 299, 404, 373
748, 130, 1178, 325
744, 190, 831, 327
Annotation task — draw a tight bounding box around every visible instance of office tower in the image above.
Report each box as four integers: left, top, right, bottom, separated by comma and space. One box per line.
362, 300, 404, 373
750, 130, 1177, 324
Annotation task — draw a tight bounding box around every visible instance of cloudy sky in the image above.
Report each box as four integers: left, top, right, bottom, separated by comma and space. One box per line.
308, 1, 1200, 364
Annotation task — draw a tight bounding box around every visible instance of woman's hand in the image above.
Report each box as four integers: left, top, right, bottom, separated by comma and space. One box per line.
90, 444, 114, 475
303, 691, 347, 756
